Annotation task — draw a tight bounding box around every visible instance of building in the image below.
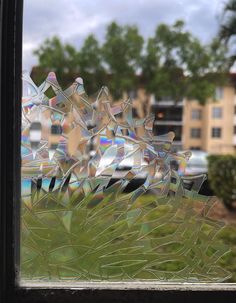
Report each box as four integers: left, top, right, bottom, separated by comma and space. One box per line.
131, 75, 236, 155
100, 80, 236, 155
149, 95, 183, 152
183, 78, 236, 154
107, 89, 184, 152
30, 67, 236, 155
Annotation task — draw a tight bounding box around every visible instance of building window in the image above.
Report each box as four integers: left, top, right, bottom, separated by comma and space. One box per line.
190, 128, 201, 138
212, 127, 222, 138
215, 87, 224, 100
191, 109, 202, 120
190, 146, 201, 150
212, 107, 222, 119
234, 126, 236, 134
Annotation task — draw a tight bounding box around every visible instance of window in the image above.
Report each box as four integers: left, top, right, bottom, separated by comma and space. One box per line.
154, 107, 182, 121
212, 127, 222, 138
215, 87, 224, 100
2, 0, 236, 302
153, 125, 182, 140
190, 128, 201, 138
212, 107, 222, 118
191, 109, 202, 120
234, 126, 236, 135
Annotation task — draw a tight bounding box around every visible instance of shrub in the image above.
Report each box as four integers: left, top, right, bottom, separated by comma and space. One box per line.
208, 155, 236, 210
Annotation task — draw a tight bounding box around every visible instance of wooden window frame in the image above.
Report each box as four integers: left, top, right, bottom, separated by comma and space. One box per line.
1, 1, 236, 302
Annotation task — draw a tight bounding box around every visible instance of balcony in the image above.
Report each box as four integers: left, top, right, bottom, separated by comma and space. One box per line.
152, 100, 183, 107
154, 120, 183, 125
152, 107, 183, 122
153, 125, 182, 141
150, 95, 183, 107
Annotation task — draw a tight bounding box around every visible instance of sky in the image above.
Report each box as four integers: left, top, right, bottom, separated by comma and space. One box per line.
23, 0, 226, 71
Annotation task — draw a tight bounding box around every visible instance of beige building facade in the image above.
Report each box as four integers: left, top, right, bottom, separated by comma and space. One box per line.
31, 68, 236, 155
113, 81, 236, 155
183, 85, 236, 154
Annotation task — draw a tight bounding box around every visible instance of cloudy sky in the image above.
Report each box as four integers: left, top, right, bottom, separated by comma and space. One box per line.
23, 0, 226, 71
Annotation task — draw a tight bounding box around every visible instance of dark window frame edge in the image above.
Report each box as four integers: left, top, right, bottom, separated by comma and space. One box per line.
0, 0, 236, 302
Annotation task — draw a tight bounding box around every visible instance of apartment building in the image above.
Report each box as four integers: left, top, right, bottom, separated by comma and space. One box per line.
110, 89, 183, 152
30, 68, 236, 155
130, 76, 236, 155
183, 82, 236, 154
105, 83, 236, 155
150, 95, 183, 152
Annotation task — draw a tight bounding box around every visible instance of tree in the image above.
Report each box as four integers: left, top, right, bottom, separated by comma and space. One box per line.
33, 36, 79, 87
102, 22, 144, 99
33, 21, 229, 104
142, 20, 230, 104
142, 21, 187, 103
220, 0, 236, 41
78, 34, 105, 94
219, 0, 236, 65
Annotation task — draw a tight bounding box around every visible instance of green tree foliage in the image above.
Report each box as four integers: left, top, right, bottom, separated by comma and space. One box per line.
220, 0, 236, 41
78, 34, 106, 94
142, 21, 187, 102
143, 20, 230, 104
33, 20, 229, 104
102, 22, 144, 98
208, 155, 236, 211
219, 0, 236, 65
33, 36, 78, 86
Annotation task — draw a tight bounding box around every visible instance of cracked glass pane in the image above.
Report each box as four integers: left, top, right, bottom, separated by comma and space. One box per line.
21, 72, 231, 282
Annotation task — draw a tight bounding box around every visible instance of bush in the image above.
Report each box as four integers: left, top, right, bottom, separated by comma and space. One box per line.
208, 155, 236, 210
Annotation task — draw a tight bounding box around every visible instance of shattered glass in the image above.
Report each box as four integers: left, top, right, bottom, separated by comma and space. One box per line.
21, 72, 230, 282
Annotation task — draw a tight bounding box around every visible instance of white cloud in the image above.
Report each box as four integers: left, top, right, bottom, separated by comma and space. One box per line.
23, 0, 225, 71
